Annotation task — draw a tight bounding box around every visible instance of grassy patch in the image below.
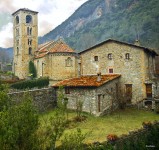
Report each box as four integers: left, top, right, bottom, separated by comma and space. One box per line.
40, 108, 159, 144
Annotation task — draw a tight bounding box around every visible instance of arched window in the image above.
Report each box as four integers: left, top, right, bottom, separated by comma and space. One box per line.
125, 53, 130, 60
27, 27, 32, 35
108, 53, 112, 60
28, 39, 32, 45
29, 47, 32, 55
26, 15, 32, 23
65, 57, 73, 67
27, 27, 30, 35
15, 16, 19, 24
30, 28, 32, 35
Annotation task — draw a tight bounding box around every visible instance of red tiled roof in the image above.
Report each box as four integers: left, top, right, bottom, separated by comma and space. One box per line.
52, 74, 121, 87
35, 39, 75, 59
49, 40, 74, 53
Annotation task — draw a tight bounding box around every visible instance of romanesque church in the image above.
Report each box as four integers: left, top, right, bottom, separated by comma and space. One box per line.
12, 8, 159, 115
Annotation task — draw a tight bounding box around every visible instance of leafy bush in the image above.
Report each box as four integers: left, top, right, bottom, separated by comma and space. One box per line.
0, 88, 39, 150
10, 77, 49, 89
38, 109, 68, 150
60, 128, 88, 150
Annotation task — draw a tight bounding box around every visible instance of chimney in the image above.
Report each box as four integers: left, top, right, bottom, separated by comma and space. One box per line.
97, 72, 101, 82
134, 40, 140, 46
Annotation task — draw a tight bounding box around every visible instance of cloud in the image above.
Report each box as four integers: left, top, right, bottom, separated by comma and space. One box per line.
0, 0, 15, 13
0, 0, 88, 48
39, 21, 54, 36
0, 22, 13, 48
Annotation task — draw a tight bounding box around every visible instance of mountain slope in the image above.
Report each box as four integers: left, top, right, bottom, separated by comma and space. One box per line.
39, 0, 159, 52
0, 47, 13, 63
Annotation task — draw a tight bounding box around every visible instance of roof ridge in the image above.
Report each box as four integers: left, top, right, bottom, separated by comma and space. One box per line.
38, 41, 53, 52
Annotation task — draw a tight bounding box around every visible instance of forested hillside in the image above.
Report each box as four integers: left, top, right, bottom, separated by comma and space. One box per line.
39, 0, 159, 52
0, 47, 13, 63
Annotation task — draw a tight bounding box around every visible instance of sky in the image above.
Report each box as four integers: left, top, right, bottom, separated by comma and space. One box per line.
0, 0, 88, 48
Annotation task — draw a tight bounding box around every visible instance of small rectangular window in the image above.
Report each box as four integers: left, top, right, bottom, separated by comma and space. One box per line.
65, 87, 70, 94
109, 68, 113, 73
94, 56, 98, 61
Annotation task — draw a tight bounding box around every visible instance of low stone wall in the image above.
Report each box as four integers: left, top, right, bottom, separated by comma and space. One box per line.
8, 88, 56, 112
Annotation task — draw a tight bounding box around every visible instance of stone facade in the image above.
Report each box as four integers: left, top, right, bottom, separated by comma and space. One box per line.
53, 75, 120, 116
12, 9, 38, 79
79, 40, 158, 103
8, 88, 56, 112
34, 52, 78, 84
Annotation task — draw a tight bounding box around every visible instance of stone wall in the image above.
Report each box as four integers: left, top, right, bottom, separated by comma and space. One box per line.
55, 77, 120, 116
8, 88, 56, 112
80, 41, 156, 103
57, 87, 96, 114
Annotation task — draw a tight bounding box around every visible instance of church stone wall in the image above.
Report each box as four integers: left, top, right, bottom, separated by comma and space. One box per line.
34, 53, 78, 84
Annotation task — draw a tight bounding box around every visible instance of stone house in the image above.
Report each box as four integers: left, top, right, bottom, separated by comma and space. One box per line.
34, 39, 78, 84
79, 39, 158, 104
53, 74, 121, 116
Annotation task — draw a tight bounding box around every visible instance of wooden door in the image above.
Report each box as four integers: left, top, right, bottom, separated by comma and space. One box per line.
146, 84, 152, 98
125, 84, 132, 103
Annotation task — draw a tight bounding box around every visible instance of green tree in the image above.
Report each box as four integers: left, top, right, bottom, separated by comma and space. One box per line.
0, 88, 39, 150
29, 61, 37, 78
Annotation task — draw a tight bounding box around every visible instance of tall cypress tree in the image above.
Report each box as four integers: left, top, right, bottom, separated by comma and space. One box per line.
29, 61, 37, 78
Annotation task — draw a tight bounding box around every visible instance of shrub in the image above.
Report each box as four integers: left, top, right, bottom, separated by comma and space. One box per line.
60, 128, 88, 150
10, 77, 49, 89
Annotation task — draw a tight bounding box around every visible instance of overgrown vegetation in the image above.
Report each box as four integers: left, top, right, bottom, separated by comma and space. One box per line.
10, 77, 49, 89
0, 84, 39, 150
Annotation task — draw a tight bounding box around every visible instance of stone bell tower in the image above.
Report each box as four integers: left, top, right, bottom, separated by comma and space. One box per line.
12, 8, 38, 79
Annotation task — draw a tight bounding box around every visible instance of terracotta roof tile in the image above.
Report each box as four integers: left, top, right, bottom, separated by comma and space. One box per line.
52, 74, 121, 87
35, 40, 75, 59
49, 40, 74, 53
